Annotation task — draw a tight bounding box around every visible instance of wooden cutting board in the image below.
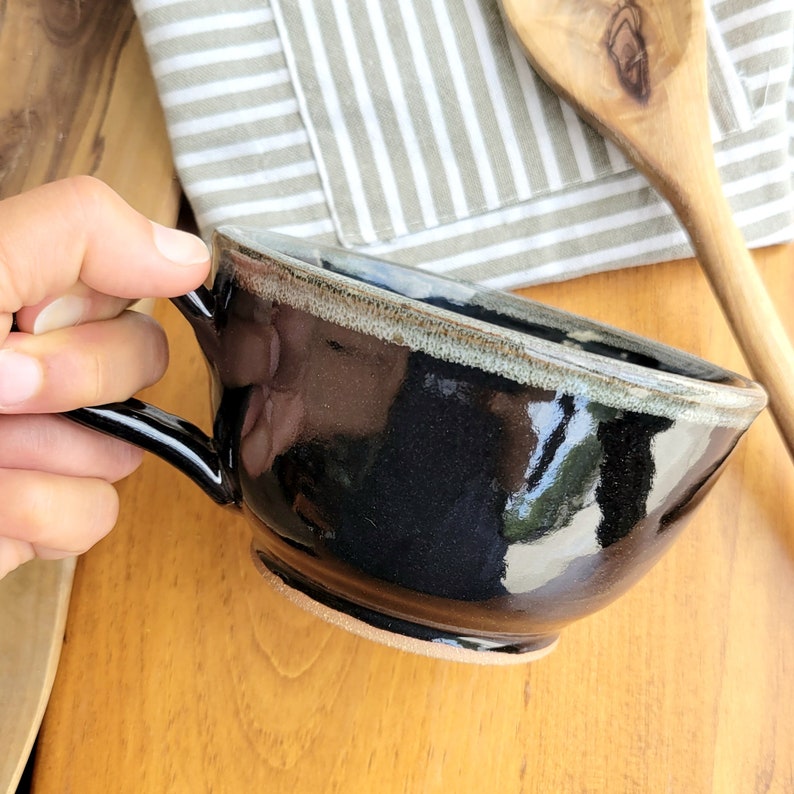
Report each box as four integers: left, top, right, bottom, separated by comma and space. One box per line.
0, 560, 75, 794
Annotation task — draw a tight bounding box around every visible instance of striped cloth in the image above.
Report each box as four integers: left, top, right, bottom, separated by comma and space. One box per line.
133, 0, 794, 288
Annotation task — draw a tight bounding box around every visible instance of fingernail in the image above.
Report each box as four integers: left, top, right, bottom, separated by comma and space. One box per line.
151, 222, 210, 266
33, 295, 87, 335
0, 350, 43, 407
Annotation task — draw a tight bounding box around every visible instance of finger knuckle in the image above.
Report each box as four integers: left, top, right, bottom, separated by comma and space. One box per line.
83, 347, 106, 406
107, 442, 145, 482
79, 481, 119, 553
0, 469, 118, 555
0, 237, 29, 312
122, 312, 169, 388
64, 175, 112, 214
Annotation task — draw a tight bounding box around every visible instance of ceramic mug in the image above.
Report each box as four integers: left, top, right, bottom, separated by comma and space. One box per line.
69, 227, 767, 662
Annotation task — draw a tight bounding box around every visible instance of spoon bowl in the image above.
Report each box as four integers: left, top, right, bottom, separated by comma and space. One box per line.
501, 0, 794, 458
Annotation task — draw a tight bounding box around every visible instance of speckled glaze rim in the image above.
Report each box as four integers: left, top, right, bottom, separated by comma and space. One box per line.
214, 226, 767, 427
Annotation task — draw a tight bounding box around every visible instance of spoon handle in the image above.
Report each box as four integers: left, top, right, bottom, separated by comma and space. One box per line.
499, 0, 790, 454
681, 175, 794, 458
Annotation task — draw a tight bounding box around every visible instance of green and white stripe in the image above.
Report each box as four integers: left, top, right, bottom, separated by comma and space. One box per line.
133, 0, 794, 288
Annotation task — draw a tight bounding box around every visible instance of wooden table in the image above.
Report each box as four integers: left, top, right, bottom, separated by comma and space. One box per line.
4, 4, 793, 793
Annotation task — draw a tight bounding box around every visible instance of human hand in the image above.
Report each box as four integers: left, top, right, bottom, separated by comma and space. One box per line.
0, 177, 210, 579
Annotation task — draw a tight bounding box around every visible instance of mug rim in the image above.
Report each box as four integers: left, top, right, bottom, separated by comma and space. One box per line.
213, 225, 767, 427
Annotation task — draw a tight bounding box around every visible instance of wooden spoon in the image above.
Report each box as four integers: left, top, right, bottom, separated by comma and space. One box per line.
501, 0, 794, 457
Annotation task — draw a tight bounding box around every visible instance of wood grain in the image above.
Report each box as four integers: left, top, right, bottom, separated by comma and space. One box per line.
0, 558, 74, 794
32, 245, 794, 793
0, 0, 180, 217
501, 0, 794, 459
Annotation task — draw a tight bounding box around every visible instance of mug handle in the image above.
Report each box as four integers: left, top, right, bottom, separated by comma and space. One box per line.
65, 288, 239, 506
67, 400, 238, 505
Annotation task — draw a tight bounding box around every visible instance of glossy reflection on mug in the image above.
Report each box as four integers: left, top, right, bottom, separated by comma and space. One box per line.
67, 228, 766, 660
193, 239, 751, 655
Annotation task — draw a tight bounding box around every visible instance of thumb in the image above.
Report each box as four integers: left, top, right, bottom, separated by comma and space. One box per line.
0, 176, 210, 318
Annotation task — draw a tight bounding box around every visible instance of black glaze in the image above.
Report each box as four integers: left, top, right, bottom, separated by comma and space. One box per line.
67, 286, 240, 506
68, 395, 238, 505
64, 228, 765, 655
256, 550, 559, 655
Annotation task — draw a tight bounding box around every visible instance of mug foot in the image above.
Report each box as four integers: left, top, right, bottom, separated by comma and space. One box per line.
251, 546, 559, 665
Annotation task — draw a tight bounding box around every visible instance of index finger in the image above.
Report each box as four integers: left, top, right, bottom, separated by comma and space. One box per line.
0, 176, 210, 315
